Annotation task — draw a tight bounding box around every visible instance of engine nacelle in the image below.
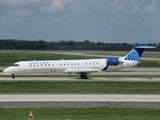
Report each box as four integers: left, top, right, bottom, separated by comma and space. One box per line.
107, 58, 119, 66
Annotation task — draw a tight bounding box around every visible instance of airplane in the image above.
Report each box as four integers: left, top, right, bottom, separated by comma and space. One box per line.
3, 44, 155, 79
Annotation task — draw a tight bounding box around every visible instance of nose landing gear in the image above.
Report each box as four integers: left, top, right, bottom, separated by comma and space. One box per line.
12, 74, 15, 79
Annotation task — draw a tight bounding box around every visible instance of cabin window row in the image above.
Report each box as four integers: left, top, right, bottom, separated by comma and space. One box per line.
31, 62, 99, 66
31, 64, 51, 66
58, 63, 99, 66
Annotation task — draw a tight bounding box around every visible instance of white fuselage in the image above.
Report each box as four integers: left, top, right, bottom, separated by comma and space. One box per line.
3, 58, 138, 75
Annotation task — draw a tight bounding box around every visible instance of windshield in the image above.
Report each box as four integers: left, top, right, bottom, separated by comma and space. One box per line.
11, 64, 19, 67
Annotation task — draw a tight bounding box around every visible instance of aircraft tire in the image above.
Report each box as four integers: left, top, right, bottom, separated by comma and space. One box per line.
80, 74, 88, 79
12, 74, 15, 79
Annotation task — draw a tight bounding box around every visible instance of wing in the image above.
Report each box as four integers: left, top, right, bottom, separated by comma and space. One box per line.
64, 69, 100, 74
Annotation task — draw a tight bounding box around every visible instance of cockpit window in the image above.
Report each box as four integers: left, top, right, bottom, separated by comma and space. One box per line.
12, 64, 20, 66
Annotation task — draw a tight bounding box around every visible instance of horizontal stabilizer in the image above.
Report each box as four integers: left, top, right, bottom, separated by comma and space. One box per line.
135, 46, 156, 48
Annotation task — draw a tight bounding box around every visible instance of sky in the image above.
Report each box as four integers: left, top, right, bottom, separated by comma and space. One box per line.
0, 0, 160, 43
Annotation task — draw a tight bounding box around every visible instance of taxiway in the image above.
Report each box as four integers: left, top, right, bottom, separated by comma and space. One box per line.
0, 94, 160, 108
0, 77, 160, 82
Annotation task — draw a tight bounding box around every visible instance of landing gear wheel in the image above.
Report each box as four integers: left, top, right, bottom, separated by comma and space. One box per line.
80, 74, 88, 79
12, 74, 15, 79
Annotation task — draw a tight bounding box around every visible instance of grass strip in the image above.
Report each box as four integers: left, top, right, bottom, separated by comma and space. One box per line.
0, 108, 160, 120
0, 81, 160, 93
137, 60, 160, 67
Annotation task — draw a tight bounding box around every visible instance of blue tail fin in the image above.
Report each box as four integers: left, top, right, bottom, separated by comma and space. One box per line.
124, 44, 155, 61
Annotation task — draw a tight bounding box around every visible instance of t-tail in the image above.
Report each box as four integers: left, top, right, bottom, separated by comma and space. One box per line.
119, 44, 155, 68
124, 44, 155, 61
120, 44, 155, 61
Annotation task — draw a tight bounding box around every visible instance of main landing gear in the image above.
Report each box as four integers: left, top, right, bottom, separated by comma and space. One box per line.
12, 74, 15, 79
80, 74, 88, 79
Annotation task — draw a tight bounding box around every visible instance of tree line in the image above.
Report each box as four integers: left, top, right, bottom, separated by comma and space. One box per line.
0, 39, 159, 51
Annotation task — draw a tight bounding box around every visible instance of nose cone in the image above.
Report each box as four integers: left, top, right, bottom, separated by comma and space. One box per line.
3, 67, 12, 74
